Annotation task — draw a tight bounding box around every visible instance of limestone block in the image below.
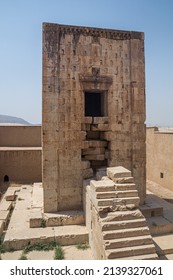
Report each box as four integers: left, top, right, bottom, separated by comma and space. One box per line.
81, 141, 90, 149
45, 210, 85, 227
60, 187, 82, 200
81, 160, 91, 170
83, 117, 92, 124
82, 147, 105, 155
113, 177, 134, 184
0, 210, 10, 231
81, 123, 90, 131
32, 185, 43, 209
88, 140, 107, 148
93, 117, 109, 124
86, 131, 100, 139
84, 154, 105, 161
44, 189, 58, 213
5, 187, 18, 201
54, 225, 89, 246
30, 209, 43, 228
90, 179, 115, 192
0, 200, 12, 211
91, 124, 110, 131
82, 168, 94, 179
107, 166, 131, 180
58, 194, 82, 210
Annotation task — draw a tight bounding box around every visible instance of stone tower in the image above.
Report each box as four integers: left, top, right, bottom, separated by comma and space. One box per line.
42, 23, 146, 212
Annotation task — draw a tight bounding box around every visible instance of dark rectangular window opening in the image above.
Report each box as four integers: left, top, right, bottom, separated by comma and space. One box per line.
160, 172, 164, 179
85, 91, 106, 117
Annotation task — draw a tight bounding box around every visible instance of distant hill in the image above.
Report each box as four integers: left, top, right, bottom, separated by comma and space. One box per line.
0, 114, 30, 125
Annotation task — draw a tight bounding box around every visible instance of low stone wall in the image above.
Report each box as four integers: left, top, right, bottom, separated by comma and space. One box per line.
146, 127, 173, 191
0, 148, 42, 185
0, 125, 41, 147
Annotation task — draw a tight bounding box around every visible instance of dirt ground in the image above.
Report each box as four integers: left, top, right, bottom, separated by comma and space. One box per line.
1, 245, 94, 260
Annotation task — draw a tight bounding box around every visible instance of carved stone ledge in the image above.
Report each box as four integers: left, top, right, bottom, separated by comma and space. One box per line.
43, 23, 143, 41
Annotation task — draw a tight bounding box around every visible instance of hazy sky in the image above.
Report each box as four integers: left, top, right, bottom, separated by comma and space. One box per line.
0, 0, 173, 126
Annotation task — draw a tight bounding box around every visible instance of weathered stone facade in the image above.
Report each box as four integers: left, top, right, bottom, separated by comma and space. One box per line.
42, 23, 146, 212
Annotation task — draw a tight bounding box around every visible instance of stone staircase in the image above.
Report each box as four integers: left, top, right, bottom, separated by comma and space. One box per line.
90, 166, 158, 259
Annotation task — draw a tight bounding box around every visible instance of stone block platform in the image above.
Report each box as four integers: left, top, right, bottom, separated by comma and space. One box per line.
1, 184, 88, 250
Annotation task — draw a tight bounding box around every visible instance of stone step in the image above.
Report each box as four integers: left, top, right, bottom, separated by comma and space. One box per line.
95, 190, 138, 199
116, 190, 138, 198
103, 226, 150, 240
105, 235, 153, 249
114, 183, 136, 191
90, 179, 115, 192
100, 209, 144, 222
107, 166, 131, 180
3, 225, 89, 251
101, 218, 146, 231
106, 244, 156, 259
96, 197, 140, 207
117, 253, 159, 260
113, 177, 134, 184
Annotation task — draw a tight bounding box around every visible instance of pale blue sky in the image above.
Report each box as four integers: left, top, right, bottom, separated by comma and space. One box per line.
0, 0, 173, 126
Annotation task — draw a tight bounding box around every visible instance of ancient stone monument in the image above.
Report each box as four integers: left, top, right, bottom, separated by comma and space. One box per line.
42, 23, 146, 213
1, 23, 163, 260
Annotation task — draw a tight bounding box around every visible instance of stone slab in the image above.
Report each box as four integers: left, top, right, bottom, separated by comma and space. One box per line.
44, 210, 85, 227
90, 179, 115, 192
4, 187, 20, 201
32, 183, 43, 208
30, 208, 43, 228
107, 166, 131, 180
0, 200, 12, 211
54, 225, 89, 246
153, 233, 173, 255
113, 177, 134, 184
88, 140, 107, 148
93, 117, 109, 124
